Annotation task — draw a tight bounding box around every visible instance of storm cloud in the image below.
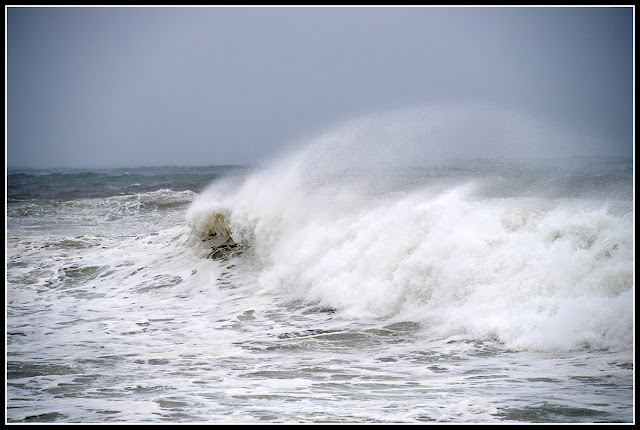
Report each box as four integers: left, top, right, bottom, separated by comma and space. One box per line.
6, 6, 633, 168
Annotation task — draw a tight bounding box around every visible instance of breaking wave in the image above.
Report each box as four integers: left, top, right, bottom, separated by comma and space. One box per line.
185, 104, 633, 352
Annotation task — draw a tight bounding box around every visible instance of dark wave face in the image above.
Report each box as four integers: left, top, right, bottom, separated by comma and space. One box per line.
7, 165, 247, 201
6, 166, 249, 237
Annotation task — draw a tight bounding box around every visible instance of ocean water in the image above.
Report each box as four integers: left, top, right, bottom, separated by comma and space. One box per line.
5, 110, 635, 423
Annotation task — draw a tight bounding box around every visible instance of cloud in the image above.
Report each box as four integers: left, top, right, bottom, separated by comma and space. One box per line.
6, 6, 633, 168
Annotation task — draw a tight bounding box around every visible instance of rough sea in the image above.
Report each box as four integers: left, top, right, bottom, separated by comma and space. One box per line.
5, 108, 635, 423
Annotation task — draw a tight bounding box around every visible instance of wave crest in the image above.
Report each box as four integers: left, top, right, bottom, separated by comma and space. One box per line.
184, 105, 633, 352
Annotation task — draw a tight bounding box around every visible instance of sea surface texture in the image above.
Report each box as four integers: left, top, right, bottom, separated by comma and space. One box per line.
6, 112, 634, 423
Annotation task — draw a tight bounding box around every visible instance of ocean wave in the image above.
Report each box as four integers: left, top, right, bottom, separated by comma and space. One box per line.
7, 166, 241, 201
9, 189, 196, 214
8, 189, 198, 238
187, 174, 632, 353
185, 105, 633, 353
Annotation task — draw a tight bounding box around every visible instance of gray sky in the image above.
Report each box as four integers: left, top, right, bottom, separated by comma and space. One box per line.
6, 6, 634, 168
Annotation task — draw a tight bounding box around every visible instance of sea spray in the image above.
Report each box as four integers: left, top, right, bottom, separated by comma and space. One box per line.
186, 104, 633, 352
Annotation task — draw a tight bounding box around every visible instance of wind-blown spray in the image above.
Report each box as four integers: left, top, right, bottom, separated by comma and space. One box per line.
187, 104, 633, 352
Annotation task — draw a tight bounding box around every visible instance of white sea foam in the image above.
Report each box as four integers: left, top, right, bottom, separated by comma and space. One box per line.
186, 105, 634, 353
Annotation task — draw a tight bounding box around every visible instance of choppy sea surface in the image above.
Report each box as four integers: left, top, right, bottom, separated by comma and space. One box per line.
6, 138, 634, 423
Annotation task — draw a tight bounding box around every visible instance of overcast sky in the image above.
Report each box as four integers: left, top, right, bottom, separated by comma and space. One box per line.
6, 6, 634, 169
